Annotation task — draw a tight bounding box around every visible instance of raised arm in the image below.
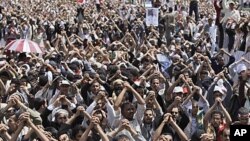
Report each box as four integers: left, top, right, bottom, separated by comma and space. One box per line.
114, 86, 128, 111
66, 106, 91, 125
218, 98, 232, 125
153, 113, 170, 141
169, 116, 189, 141
203, 98, 219, 130
124, 82, 145, 105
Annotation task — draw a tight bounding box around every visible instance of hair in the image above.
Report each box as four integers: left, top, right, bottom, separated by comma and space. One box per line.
211, 110, 224, 119
33, 97, 46, 110
238, 107, 249, 115
92, 109, 105, 122
191, 129, 205, 141
150, 76, 160, 84
45, 127, 58, 139
121, 101, 135, 115
71, 125, 86, 139
141, 56, 151, 63
38, 75, 48, 86
144, 108, 156, 117
112, 134, 130, 141
66, 73, 75, 82
169, 7, 173, 13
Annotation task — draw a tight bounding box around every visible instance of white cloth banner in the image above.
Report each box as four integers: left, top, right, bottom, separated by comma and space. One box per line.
146, 8, 159, 26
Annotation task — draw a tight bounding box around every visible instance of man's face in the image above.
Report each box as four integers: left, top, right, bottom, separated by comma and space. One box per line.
143, 109, 154, 124
93, 112, 103, 122
122, 104, 135, 121
60, 85, 70, 94
211, 113, 222, 128
229, 3, 235, 10
213, 91, 223, 99
240, 70, 248, 80
239, 114, 249, 125
91, 82, 100, 94
217, 56, 224, 65
247, 69, 250, 78
8, 116, 17, 132
56, 113, 68, 124
151, 79, 160, 91
192, 102, 199, 115
96, 99, 105, 110
171, 107, 179, 120
114, 82, 123, 91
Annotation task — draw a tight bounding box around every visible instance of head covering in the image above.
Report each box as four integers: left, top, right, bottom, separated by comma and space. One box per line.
236, 63, 247, 74
213, 86, 225, 95
213, 85, 227, 100
173, 86, 183, 93
51, 108, 69, 122
60, 80, 70, 86
228, 0, 235, 4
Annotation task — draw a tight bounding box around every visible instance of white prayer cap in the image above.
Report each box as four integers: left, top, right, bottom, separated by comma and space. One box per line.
214, 85, 224, 94
51, 108, 69, 121
60, 80, 70, 86
213, 85, 227, 100
173, 86, 183, 93
228, 0, 235, 4
236, 63, 247, 74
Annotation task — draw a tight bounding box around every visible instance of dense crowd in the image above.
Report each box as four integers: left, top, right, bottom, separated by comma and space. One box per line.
0, 0, 249, 141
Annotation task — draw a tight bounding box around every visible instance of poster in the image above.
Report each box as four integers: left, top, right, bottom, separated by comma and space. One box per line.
146, 8, 159, 26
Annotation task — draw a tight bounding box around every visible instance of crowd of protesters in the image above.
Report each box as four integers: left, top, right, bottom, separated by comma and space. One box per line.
0, 0, 249, 141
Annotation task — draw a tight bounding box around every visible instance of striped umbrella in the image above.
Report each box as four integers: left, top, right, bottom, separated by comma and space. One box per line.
4, 39, 43, 54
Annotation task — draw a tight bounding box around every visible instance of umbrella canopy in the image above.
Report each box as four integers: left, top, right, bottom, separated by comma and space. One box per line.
5, 39, 44, 54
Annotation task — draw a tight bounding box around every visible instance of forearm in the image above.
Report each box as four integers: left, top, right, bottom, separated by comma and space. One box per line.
2, 132, 11, 140
166, 81, 179, 95
114, 88, 127, 110
19, 103, 43, 125
96, 125, 109, 141
166, 102, 177, 113
182, 94, 193, 106
66, 114, 78, 125
86, 101, 96, 114
107, 128, 121, 139
130, 87, 145, 105
22, 128, 33, 140
140, 67, 153, 78
220, 104, 232, 124
170, 121, 189, 141
29, 123, 49, 141
204, 104, 217, 128
153, 98, 162, 111
108, 74, 119, 82
152, 122, 165, 141
80, 125, 92, 141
